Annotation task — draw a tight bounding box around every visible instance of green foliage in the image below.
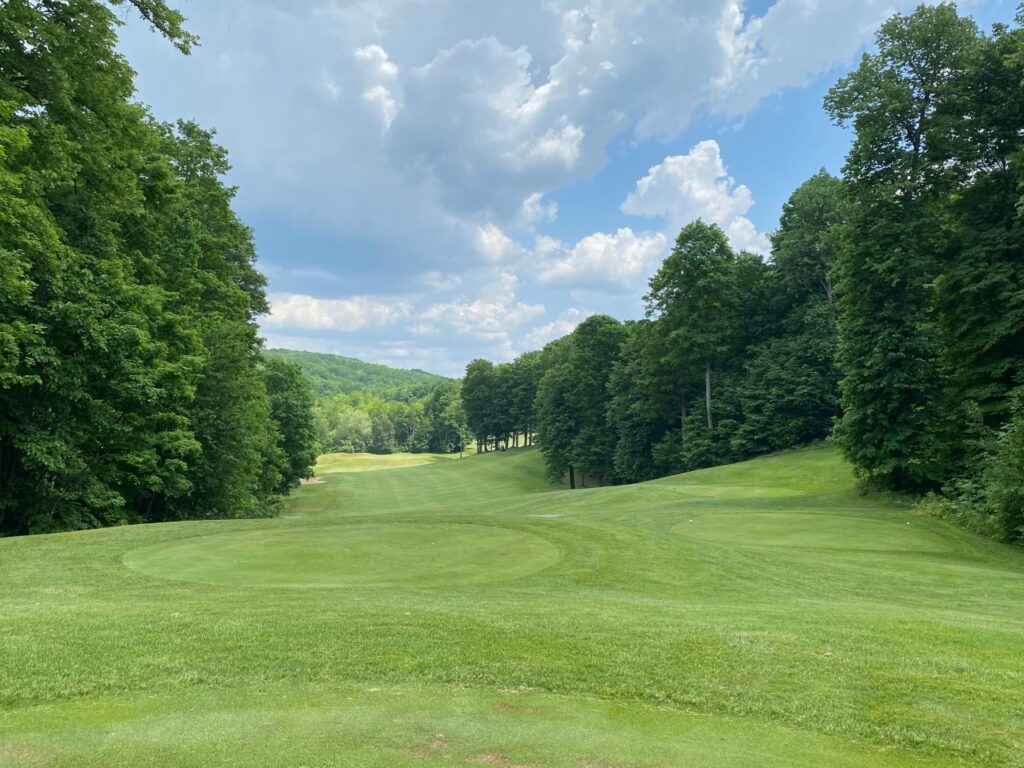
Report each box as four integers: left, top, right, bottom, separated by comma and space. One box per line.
309, 371, 467, 458
821, 3, 1024, 526
985, 389, 1024, 542
263, 349, 445, 399
263, 357, 319, 490
0, 1, 314, 534
422, 380, 471, 454
459, 353, 541, 453
825, 3, 981, 491
645, 221, 742, 427
462, 359, 497, 449
607, 322, 666, 483
479, 184, 845, 489
565, 315, 625, 483
534, 361, 576, 485
733, 172, 844, 455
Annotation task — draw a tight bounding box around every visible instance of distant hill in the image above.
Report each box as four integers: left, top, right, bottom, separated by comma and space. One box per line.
264, 349, 448, 397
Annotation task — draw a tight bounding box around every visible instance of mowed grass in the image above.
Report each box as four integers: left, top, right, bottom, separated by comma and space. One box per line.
314, 450, 467, 474
2, 446, 1023, 767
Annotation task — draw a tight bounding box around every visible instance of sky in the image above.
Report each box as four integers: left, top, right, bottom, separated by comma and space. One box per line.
117, 0, 1017, 376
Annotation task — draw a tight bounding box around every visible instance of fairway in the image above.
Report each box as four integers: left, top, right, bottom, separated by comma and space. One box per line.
125, 523, 561, 587
2, 446, 1023, 767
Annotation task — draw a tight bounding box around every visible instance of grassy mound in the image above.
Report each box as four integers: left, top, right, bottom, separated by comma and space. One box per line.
2, 446, 1022, 766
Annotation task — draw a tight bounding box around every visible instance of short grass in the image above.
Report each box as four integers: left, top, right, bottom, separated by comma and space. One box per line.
314, 450, 468, 474
2, 445, 1023, 767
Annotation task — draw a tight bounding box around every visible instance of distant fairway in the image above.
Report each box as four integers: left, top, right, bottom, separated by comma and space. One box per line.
2, 446, 1023, 766
314, 450, 467, 474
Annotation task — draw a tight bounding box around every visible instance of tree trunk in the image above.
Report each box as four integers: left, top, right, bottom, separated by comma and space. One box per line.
705, 362, 714, 431
681, 400, 688, 460
568, 465, 575, 490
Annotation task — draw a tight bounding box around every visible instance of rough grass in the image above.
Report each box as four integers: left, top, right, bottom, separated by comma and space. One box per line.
1, 445, 1022, 767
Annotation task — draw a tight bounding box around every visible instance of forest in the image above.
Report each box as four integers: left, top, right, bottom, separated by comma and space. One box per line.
463, 4, 1024, 545
2, 2, 1022, 546
0, 1, 318, 535
264, 349, 470, 455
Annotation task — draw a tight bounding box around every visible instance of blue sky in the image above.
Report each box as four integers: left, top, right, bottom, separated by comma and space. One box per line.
117, 0, 1017, 375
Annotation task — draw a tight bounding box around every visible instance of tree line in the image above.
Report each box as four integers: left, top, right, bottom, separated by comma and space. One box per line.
314, 380, 470, 456
463, 3, 1024, 544
0, 1, 318, 535
462, 352, 544, 452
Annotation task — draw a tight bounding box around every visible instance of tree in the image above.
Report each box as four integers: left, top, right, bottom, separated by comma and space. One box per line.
263, 357, 318, 491
532, 317, 624, 486
646, 221, 740, 435
424, 381, 470, 454
733, 172, 844, 455
0, 1, 312, 534
984, 388, 1024, 543
607, 321, 666, 483
462, 359, 497, 452
507, 351, 542, 447
565, 315, 625, 485
824, 3, 980, 490
535, 361, 576, 486
931, 18, 1024, 428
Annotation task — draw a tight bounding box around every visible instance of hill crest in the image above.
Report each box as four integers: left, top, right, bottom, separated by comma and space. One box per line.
263, 348, 448, 397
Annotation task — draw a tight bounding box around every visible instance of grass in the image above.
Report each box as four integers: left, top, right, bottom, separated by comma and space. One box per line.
1, 445, 1023, 766
314, 450, 467, 474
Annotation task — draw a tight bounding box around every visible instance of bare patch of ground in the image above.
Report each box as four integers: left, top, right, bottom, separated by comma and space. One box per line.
411, 733, 449, 758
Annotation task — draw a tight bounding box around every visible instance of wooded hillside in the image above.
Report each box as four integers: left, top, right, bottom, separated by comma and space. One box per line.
0, 1, 317, 535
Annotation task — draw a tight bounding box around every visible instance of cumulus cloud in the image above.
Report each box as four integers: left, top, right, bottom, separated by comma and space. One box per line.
121, 0, 922, 251
353, 44, 399, 79
622, 140, 770, 254
515, 192, 558, 229
420, 271, 545, 342
117, 0, 940, 371
265, 293, 412, 331
522, 308, 590, 350
533, 228, 668, 288
475, 224, 516, 263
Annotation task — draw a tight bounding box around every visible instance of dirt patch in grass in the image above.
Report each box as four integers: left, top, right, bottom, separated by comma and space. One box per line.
299, 476, 325, 485
411, 734, 449, 758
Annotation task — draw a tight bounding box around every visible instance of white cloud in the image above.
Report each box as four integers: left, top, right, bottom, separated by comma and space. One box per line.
354, 44, 399, 78
119, 0, 940, 371
515, 192, 558, 229
265, 293, 412, 332
522, 308, 589, 350
475, 224, 516, 262
533, 228, 668, 288
120, 0, 916, 266
420, 271, 462, 291
621, 140, 770, 254
420, 271, 544, 341
714, 0, 925, 116
525, 117, 585, 167
361, 85, 399, 128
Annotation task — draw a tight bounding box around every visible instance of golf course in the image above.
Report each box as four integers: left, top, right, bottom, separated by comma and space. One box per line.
2, 445, 1022, 767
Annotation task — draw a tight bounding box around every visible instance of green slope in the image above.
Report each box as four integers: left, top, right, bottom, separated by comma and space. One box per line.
263, 348, 447, 396
2, 446, 1023, 767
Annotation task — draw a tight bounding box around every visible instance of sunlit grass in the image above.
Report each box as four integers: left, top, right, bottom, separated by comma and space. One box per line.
2, 445, 1022, 767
